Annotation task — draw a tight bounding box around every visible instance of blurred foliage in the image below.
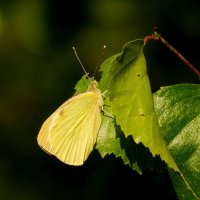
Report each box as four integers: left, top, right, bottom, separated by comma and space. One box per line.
0, 0, 199, 199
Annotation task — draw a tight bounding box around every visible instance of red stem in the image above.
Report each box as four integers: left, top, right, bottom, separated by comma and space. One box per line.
144, 31, 200, 78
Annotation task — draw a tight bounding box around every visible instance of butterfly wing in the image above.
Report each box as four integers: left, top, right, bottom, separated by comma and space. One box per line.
37, 91, 103, 166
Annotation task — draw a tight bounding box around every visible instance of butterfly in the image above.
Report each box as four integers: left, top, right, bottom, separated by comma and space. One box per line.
37, 79, 103, 165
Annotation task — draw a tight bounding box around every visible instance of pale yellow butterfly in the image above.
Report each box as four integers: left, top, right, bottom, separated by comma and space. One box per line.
37, 48, 103, 166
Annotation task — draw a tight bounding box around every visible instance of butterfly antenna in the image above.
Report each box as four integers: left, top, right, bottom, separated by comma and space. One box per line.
72, 47, 90, 80
93, 45, 107, 77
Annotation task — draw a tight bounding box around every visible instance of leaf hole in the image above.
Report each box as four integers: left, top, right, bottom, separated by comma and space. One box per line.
136, 73, 141, 77
139, 113, 145, 117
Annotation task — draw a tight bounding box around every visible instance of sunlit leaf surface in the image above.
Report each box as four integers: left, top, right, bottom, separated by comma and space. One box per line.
154, 84, 200, 200
108, 39, 178, 171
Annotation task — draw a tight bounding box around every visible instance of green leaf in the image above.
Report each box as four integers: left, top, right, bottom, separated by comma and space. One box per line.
108, 39, 179, 171
98, 54, 117, 92
96, 98, 143, 174
96, 56, 143, 174
74, 75, 91, 94
154, 84, 200, 200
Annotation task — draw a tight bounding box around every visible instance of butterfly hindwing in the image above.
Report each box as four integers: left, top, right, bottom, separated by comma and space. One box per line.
37, 81, 103, 166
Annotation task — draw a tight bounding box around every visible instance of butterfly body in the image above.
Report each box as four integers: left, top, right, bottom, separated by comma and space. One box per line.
37, 80, 103, 166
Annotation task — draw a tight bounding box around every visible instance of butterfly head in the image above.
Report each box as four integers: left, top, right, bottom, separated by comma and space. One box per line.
87, 80, 99, 92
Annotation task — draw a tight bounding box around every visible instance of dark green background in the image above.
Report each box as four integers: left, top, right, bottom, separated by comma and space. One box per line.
0, 0, 199, 199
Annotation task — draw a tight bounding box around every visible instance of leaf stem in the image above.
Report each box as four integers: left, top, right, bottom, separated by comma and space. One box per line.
144, 30, 200, 78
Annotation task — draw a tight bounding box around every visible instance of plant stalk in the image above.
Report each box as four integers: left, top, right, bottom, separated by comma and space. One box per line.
144, 31, 200, 78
